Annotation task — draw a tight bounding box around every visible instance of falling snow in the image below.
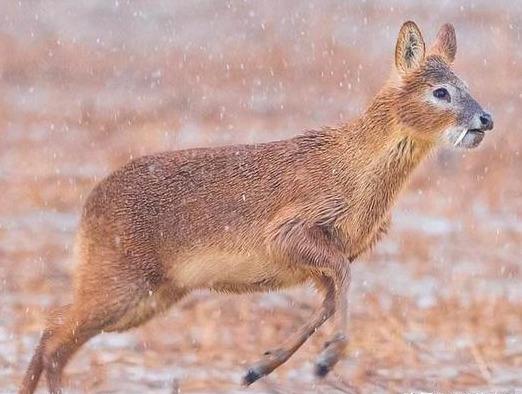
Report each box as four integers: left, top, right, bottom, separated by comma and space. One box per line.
1, 1, 521, 393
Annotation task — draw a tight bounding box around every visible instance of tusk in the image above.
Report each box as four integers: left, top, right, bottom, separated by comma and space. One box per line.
454, 128, 468, 146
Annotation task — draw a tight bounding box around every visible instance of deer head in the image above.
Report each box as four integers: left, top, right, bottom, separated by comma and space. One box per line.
392, 21, 493, 149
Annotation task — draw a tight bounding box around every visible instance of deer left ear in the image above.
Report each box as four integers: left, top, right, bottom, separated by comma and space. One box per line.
430, 23, 457, 64
395, 21, 426, 75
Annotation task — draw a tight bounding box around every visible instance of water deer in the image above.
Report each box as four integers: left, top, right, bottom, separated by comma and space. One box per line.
20, 21, 493, 393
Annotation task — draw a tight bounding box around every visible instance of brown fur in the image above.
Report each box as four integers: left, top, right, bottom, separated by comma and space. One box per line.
19, 21, 490, 393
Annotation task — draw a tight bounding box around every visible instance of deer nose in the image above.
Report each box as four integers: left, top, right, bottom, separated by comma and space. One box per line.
479, 112, 493, 131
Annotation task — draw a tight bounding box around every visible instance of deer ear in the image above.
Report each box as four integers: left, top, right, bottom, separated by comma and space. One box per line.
395, 21, 425, 75
430, 23, 457, 63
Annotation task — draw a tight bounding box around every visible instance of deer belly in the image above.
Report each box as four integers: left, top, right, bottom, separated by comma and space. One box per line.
170, 250, 308, 292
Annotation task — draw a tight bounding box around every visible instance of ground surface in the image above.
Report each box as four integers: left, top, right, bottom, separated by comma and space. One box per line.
1, 1, 521, 393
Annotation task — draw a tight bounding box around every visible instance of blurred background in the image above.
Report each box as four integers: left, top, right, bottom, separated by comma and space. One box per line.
0, 1, 521, 393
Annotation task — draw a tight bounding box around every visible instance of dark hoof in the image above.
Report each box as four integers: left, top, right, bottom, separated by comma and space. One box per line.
242, 368, 263, 386
314, 361, 331, 378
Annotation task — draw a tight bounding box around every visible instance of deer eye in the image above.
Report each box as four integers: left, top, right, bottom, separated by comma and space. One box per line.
433, 87, 450, 102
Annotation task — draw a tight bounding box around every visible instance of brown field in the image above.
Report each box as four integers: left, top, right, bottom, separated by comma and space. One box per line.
1, 1, 521, 393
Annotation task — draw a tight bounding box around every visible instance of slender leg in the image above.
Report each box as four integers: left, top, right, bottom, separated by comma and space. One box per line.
242, 275, 336, 386
314, 264, 351, 377
18, 306, 70, 394
20, 283, 186, 394
43, 286, 186, 393
242, 221, 353, 385
44, 319, 98, 394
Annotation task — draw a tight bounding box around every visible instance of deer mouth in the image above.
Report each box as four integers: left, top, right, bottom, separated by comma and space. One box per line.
454, 128, 485, 149
465, 129, 485, 147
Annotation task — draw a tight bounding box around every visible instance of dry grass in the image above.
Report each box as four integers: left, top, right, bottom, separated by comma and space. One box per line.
1, 1, 521, 393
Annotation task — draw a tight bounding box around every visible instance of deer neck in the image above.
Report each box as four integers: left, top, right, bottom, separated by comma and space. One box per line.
334, 91, 435, 231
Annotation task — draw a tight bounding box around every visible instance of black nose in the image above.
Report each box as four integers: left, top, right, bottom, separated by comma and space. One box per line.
479, 112, 494, 131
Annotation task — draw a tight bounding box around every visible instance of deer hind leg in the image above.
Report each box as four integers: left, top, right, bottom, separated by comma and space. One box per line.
42, 283, 185, 394
242, 275, 336, 386
19, 305, 72, 394
43, 285, 185, 393
18, 303, 99, 394
42, 306, 101, 394
20, 279, 185, 394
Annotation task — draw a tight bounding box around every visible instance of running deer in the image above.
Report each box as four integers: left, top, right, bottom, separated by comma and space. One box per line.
20, 21, 493, 393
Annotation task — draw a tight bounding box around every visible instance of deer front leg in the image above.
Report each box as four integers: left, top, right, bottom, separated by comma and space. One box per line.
242, 275, 336, 386
242, 222, 350, 385
314, 263, 350, 377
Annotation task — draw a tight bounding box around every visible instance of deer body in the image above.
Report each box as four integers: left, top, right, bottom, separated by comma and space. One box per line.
80, 101, 409, 293
20, 21, 494, 393
82, 110, 410, 292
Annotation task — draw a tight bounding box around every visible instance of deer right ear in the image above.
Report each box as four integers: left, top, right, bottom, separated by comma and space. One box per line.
430, 23, 457, 64
395, 21, 425, 75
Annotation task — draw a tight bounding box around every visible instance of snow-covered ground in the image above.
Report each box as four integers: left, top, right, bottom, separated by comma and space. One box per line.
1, 1, 521, 392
